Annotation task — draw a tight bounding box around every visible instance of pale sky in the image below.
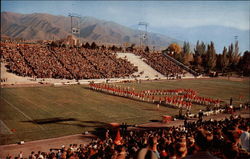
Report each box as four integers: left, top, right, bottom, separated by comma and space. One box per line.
2, 1, 249, 31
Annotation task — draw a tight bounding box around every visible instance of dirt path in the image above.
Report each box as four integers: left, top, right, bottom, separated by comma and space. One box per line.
0, 134, 96, 158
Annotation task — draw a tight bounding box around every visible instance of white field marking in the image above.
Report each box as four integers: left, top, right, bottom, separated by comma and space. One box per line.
7, 91, 52, 115
1, 96, 45, 130
8, 90, 84, 117
0, 120, 13, 134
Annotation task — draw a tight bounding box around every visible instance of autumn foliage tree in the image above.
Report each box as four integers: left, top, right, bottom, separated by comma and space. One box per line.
164, 40, 248, 76
168, 43, 182, 54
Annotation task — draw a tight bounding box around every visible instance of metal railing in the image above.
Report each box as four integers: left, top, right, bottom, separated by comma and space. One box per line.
162, 52, 200, 77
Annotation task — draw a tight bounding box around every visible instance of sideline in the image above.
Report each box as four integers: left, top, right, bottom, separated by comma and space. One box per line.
0, 120, 13, 135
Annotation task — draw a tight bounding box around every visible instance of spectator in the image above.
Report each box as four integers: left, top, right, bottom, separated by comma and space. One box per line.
137, 136, 159, 159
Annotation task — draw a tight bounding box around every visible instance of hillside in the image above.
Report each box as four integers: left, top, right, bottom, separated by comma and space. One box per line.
1, 12, 181, 47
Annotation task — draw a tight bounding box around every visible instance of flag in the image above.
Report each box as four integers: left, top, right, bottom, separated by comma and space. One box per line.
114, 129, 122, 145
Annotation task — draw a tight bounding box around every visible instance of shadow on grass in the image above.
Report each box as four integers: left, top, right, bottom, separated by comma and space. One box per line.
149, 119, 161, 122
22, 117, 77, 124
21, 117, 113, 139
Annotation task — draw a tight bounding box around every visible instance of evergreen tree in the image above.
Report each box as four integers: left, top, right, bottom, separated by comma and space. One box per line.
232, 41, 241, 68
182, 42, 193, 65
194, 41, 206, 55
228, 42, 240, 70
206, 41, 217, 72
111, 45, 118, 51
144, 46, 150, 53
91, 42, 98, 49
84, 42, 90, 49
101, 45, 106, 50
228, 43, 234, 67
238, 51, 250, 76
220, 47, 229, 72
194, 41, 206, 69
183, 41, 190, 55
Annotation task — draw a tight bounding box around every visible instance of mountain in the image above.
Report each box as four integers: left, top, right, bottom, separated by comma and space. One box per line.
1, 12, 181, 48
151, 25, 249, 53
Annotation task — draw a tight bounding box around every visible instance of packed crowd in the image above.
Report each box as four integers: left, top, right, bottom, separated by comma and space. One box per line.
133, 50, 184, 78
1, 42, 189, 80
1, 43, 138, 79
89, 84, 222, 110
9, 115, 250, 159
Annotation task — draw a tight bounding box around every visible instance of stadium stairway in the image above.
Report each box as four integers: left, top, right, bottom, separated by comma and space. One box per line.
162, 52, 201, 78
117, 53, 166, 79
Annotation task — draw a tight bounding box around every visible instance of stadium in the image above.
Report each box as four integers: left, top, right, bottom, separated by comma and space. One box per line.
1, 1, 250, 159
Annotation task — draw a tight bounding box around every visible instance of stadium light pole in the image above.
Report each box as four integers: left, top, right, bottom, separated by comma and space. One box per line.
68, 13, 82, 40
138, 22, 149, 49
234, 35, 238, 43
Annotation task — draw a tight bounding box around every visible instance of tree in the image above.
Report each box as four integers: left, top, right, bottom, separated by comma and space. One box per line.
183, 53, 194, 66
183, 41, 190, 55
118, 46, 123, 51
182, 42, 192, 65
144, 46, 150, 53
238, 51, 250, 76
194, 55, 203, 67
228, 42, 241, 70
232, 41, 241, 68
206, 41, 217, 72
220, 47, 229, 72
91, 42, 98, 49
194, 41, 206, 69
101, 45, 106, 50
84, 42, 90, 49
194, 41, 206, 56
173, 52, 184, 63
167, 43, 182, 54
110, 45, 118, 51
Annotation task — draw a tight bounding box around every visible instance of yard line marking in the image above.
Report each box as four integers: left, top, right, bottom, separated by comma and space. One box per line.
0, 120, 13, 134
6, 90, 52, 115
1, 96, 45, 130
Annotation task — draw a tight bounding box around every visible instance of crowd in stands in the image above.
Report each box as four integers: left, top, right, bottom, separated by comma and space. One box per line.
8, 115, 250, 159
133, 50, 184, 78
1, 43, 138, 80
1, 42, 189, 80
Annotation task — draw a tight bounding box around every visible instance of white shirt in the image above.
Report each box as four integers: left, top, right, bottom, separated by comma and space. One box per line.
240, 131, 250, 152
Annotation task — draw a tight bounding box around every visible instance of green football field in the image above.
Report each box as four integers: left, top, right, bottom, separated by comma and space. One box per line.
0, 78, 249, 145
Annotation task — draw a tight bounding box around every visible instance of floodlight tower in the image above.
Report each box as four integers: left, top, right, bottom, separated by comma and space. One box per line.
68, 13, 82, 39
234, 35, 238, 43
138, 22, 149, 48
